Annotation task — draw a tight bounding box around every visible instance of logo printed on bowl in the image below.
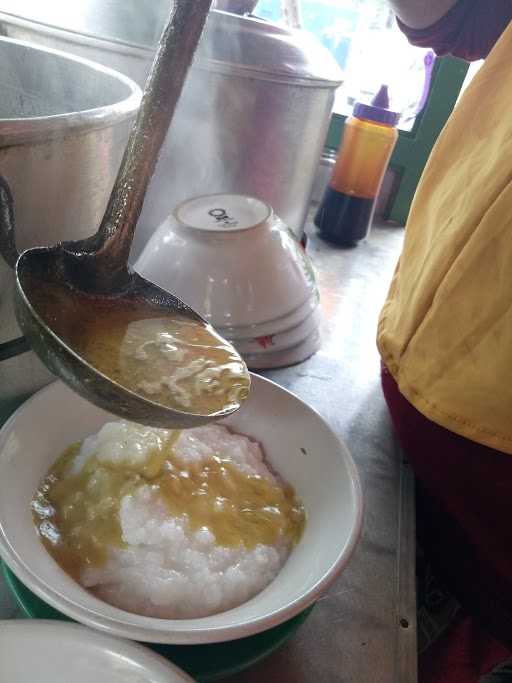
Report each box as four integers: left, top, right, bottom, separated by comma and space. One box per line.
207, 208, 239, 229
176, 194, 271, 233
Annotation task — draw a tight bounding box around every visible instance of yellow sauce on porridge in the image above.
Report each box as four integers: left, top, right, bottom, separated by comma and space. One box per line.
32, 435, 305, 580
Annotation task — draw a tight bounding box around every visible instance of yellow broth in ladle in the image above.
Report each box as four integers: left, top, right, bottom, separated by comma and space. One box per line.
26, 276, 250, 416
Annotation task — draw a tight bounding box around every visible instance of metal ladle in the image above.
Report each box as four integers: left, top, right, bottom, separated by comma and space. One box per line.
0, 0, 249, 429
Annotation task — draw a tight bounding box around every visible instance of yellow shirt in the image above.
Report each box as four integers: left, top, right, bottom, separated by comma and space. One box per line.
377, 20, 512, 454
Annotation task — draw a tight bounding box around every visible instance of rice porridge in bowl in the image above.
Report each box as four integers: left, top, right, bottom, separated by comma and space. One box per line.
32, 420, 305, 619
0, 376, 362, 644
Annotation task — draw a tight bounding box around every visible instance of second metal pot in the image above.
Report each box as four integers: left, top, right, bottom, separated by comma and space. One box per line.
0, 36, 141, 414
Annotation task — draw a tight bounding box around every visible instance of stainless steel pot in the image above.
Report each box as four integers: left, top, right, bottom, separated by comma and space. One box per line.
310, 149, 337, 205
0, 36, 141, 416
212, 0, 258, 14
0, 1, 343, 256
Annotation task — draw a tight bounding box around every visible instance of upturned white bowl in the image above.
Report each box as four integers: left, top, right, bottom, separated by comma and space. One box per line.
134, 194, 318, 329
216, 291, 320, 341
229, 306, 321, 356
242, 328, 322, 370
0, 376, 362, 645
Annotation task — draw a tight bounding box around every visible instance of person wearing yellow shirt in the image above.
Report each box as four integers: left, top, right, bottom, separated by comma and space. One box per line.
377, 0, 512, 673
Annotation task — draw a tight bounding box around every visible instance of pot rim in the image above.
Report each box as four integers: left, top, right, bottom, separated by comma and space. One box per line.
0, 10, 343, 89
0, 36, 141, 145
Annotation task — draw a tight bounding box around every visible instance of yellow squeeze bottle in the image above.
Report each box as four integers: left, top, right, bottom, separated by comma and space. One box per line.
315, 85, 399, 246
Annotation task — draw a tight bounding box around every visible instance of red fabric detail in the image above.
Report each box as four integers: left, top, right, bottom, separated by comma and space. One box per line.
396, 1, 512, 60
419, 612, 510, 683
381, 365, 512, 648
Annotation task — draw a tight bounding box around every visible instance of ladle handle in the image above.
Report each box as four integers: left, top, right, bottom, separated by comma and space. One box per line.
0, 174, 31, 361
0, 174, 19, 269
88, 0, 213, 287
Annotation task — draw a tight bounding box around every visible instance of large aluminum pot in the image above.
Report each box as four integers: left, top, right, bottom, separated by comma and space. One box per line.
0, 36, 141, 418
0, 1, 343, 257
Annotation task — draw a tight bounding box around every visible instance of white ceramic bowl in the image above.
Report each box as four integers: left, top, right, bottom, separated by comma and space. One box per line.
243, 328, 322, 370
134, 194, 318, 329
0, 376, 362, 645
216, 291, 320, 341
0, 621, 194, 683
229, 307, 321, 356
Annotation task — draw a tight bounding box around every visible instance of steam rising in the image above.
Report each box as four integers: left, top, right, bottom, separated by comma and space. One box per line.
0, 0, 340, 261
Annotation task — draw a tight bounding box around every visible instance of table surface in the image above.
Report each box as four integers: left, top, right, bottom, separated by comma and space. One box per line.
0, 219, 417, 683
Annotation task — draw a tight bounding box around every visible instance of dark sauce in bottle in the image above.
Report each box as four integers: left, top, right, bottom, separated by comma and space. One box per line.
314, 187, 374, 247
315, 86, 399, 247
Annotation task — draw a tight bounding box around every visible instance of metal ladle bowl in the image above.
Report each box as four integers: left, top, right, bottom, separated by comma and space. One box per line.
0, 0, 249, 429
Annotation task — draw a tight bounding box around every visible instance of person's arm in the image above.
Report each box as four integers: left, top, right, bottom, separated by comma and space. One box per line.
387, 0, 459, 29
389, 0, 512, 61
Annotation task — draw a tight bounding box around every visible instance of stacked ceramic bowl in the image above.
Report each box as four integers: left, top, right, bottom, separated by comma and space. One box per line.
134, 194, 321, 369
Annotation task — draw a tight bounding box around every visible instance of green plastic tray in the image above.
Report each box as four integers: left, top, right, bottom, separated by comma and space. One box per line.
2, 561, 313, 682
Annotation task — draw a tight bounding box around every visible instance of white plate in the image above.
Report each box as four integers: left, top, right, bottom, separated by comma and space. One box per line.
0, 620, 195, 682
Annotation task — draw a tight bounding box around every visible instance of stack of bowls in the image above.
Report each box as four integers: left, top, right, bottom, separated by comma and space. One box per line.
134, 194, 321, 369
